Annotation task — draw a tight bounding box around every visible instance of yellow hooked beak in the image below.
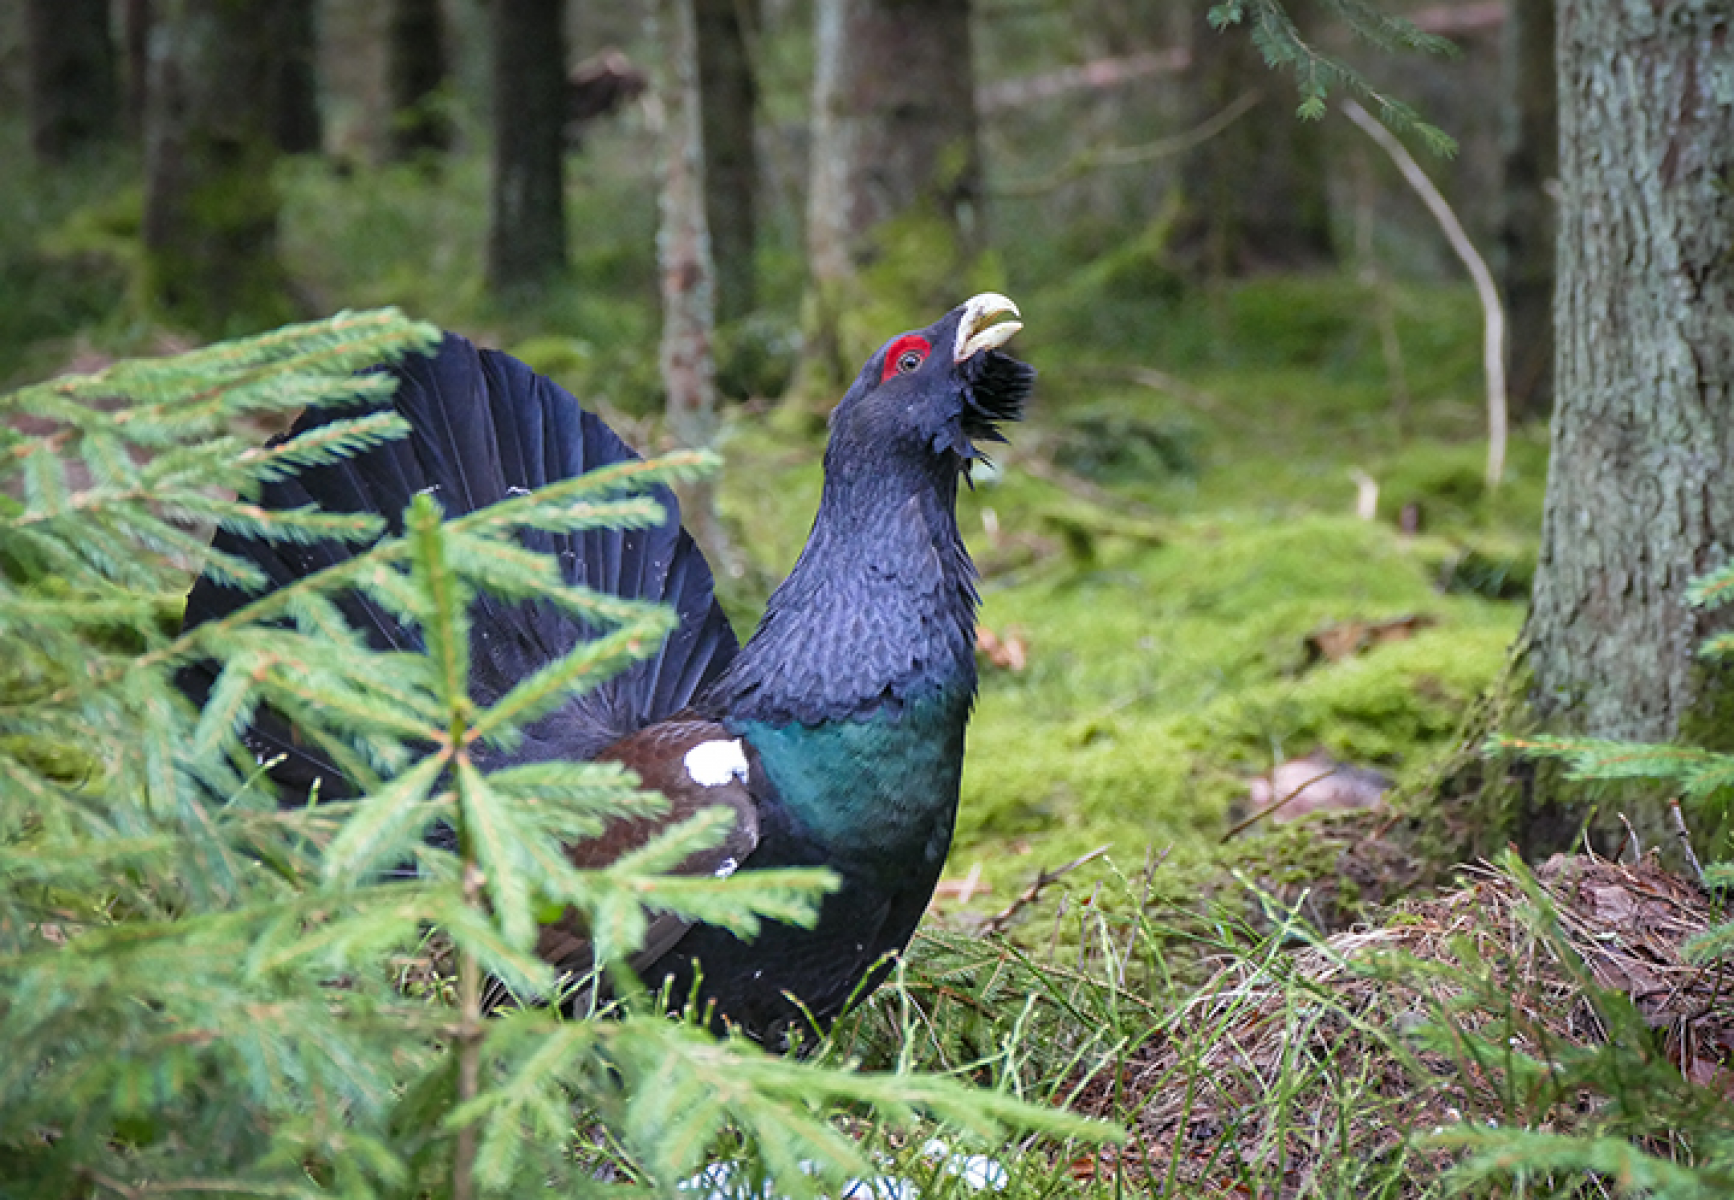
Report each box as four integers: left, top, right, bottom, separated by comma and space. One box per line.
953, 293, 1023, 363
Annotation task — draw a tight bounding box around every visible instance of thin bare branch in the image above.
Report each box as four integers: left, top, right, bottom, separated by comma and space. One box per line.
1341, 98, 1507, 490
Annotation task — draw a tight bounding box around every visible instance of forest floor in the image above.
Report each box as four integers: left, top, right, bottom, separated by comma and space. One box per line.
14, 130, 1722, 1197
0, 128, 1547, 915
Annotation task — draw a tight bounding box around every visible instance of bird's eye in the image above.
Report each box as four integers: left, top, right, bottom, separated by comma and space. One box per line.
879, 334, 932, 382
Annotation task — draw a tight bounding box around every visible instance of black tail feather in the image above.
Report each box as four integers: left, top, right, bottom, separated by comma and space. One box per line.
181, 332, 739, 794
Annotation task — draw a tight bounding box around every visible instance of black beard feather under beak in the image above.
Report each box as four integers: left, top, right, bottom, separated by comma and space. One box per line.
957, 349, 1035, 464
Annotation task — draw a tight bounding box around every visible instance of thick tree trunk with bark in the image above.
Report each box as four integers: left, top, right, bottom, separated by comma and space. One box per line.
696, 0, 759, 325
488, 0, 569, 292
273, 0, 322, 154
1173, 8, 1333, 278
1497, 0, 1557, 424
1523, 0, 1734, 851
804, 0, 981, 388
387, 0, 452, 159
25, 0, 118, 161
142, 0, 294, 333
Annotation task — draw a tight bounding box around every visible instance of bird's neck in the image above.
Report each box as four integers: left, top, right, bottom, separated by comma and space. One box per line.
703, 455, 980, 728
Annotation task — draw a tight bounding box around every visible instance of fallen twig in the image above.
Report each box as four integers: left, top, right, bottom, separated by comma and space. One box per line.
1221, 767, 1343, 843
981, 844, 1112, 936
1617, 812, 1643, 863
1018, 454, 1167, 525
1669, 797, 1706, 885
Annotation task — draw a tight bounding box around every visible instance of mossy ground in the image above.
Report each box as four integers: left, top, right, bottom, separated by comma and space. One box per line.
715, 275, 1541, 910
1, 122, 1543, 917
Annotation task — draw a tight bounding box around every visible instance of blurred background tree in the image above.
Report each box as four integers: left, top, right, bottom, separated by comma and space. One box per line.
695, 0, 760, 326
487, 0, 569, 292
23, 0, 118, 162
141, 0, 300, 334
386, 0, 453, 159
1496, 0, 1554, 425
799, 0, 983, 392
1172, 4, 1334, 279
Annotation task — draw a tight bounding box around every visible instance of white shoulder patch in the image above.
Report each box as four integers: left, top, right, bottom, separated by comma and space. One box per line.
684, 738, 750, 788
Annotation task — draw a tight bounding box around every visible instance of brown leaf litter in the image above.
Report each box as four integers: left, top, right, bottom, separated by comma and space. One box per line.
1302, 614, 1437, 666
1064, 853, 1733, 1196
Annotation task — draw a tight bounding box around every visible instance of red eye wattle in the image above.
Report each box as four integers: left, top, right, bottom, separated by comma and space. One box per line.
879, 335, 932, 382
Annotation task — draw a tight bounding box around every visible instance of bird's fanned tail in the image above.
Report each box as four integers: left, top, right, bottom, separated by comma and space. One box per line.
180, 332, 739, 795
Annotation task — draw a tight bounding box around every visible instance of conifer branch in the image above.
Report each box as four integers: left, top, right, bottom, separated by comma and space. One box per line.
1210, 0, 1458, 155
0, 316, 1117, 1196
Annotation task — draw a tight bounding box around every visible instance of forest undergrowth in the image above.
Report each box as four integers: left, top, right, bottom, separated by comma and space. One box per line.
6, 126, 1733, 1200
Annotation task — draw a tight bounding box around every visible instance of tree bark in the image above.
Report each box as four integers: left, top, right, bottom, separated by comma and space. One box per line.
488, 0, 569, 292
273, 0, 322, 154
1172, 6, 1334, 278
695, 0, 759, 325
387, 0, 452, 159
656, 0, 738, 579
25, 0, 119, 161
142, 0, 294, 333
123, 0, 153, 141
1523, 0, 1734, 851
804, 0, 981, 388
1497, 0, 1557, 424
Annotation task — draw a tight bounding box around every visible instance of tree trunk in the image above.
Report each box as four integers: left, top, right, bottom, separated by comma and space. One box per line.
387, 0, 452, 159
804, 0, 981, 389
123, 0, 153, 141
1497, 0, 1557, 424
695, 0, 759, 325
25, 0, 118, 161
273, 0, 322, 154
488, 0, 569, 293
1173, 7, 1334, 278
1523, 0, 1734, 852
656, 0, 738, 579
142, 0, 294, 334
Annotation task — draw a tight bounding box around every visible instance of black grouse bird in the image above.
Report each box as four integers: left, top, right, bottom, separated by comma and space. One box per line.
180, 294, 1032, 1039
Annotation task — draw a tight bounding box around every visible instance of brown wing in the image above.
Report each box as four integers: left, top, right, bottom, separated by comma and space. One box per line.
535, 720, 761, 990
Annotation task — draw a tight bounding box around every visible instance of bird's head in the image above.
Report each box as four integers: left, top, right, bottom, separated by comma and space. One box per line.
827, 293, 1034, 473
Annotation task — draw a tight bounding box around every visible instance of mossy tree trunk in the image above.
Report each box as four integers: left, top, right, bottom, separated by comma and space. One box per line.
696, 0, 759, 325
1172, 6, 1333, 279
1497, 0, 1557, 424
487, 0, 569, 293
386, 0, 452, 160
1522, 0, 1734, 854
803, 0, 981, 391
142, 0, 294, 334
25, 0, 119, 161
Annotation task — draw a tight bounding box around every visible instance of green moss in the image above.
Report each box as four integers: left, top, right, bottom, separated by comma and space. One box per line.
2, 117, 1542, 918
926, 511, 1524, 898
706, 265, 1541, 902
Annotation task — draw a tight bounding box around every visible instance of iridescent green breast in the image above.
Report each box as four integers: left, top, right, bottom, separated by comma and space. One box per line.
733, 687, 971, 873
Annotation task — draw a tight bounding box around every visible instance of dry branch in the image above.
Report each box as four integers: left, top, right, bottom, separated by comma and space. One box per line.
1341, 99, 1508, 491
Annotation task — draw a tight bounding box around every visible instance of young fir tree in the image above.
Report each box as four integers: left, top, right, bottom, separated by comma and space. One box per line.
0, 311, 1102, 1197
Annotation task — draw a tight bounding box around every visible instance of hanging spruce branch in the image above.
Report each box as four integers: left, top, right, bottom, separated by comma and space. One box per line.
1210, 0, 1459, 156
